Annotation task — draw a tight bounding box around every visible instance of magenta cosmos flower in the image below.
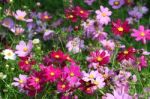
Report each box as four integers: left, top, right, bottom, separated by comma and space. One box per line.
131, 25, 150, 44
95, 6, 112, 25
87, 50, 110, 66
12, 74, 27, 90
109, 0, 125, 9
137, 55, 148, 71
15, 40, 33, 57
64, 63, 81, 86
43, 65, 61, 82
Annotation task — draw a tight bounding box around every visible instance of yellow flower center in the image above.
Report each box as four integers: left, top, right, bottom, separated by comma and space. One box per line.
114, 1, 120, 6
118, 27, 124, 32
19, 80, 23, 84
89, 74, 94, 79
55, 55, 60, 59
23, 47, 28, 52
7, 52, 12, 56
18, 16, 24, 20
140, 32, 145, 36
69, 15, 74, 18
25, 61, 29, 64
44, 15, 49, 19
61, 84, 66, 89
124, 50, 128, 54
94, 81, 99, 85
70, 72, 74, 77
86, 88, 90, 91
80, 10, 84, 14
97, 57, 103, 62
102, 13, 106, 17
35, 78, 40, 82
50, 72, 55, 76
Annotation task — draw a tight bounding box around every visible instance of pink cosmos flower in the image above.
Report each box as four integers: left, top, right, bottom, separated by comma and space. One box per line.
137, 55, 148, 71
87, 50, 110, 66
131, 25, 150, 44
57, 81, 69, 92
11, 25, 24, 35
95, 6, 112, 25
44, 65, 61, 82
100, 40, 115, 51
64, 63, 81, 86
66, 37, 84, 54
12, 74, 27, 91
14, 10, 33, 22
15, 40, 33, 57
84, 0, 96, 5
102, 87, 132, 99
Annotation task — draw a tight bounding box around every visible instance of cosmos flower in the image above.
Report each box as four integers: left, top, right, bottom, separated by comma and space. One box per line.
64, 63, 81, 86
128, 7, 143, 20
57, 81, 69, 92
117, 47, 136, 62
15, 40, 33, 57
102, 87, 132, 99
137, 55, 148, 71
43, 29, 54, 41
18, 57, 36, 72
95, 6, 112, 25
1, 17, 14, 29
65, 8, 77, 22
100, 40, 115, 51
10, 25, 24, 35
14, 10, 27, 21
38, 11, 52, 21
74, 6, 89, 20
112, 19, 130, 36
87, 50, 110, 66
92, 30, 108, 42
109, 0, 125, 9
2, 49, 16, 60
131, 25, 150, 44
84, 0, 96, 5
66, 37, 84, 54
12, 74, 27, 91
44, 65, 61, 82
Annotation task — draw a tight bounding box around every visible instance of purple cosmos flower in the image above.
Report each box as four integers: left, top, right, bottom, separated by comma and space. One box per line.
84, 0, 96, 5
95, 6, 112, 25
128, 7, 143, 20
92, 30, 108, 42
66, 37, 84, 54
12, 74, 27, 91
51, 18, 63, 28
82, 19, 95, 38
43, 30, 54, 41
109, 0, 125, 9
15, 40, 33, 57
1, 18, 14, 29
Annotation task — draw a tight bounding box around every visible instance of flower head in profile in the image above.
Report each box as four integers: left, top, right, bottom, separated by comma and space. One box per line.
2, 49, 16, 60
10, 25, 24, 35
100, 40, 115, 51
109, 0, 125, 9
95, 6, 112, 25
12, 74, 27, 91
87, 50, 110, 66
43, 29, 54, 41
84, 0, 96, 5
137, 55, 148, 71
1, 17, 15, 29
15, 40, 33, 57
66, 37, 84, 54
131, 25, 150, 44
112, 19, 130, 36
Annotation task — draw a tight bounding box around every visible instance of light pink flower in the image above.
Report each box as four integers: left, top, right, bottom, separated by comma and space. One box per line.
95, 6, 112, 25
100, 40, 115, 51
12, 74, 27, 90
15, 40, 33, 57
131, 25, 150, 44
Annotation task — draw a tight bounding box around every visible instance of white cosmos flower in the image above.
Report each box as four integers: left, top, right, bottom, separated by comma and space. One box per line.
2, 49, 16, 60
